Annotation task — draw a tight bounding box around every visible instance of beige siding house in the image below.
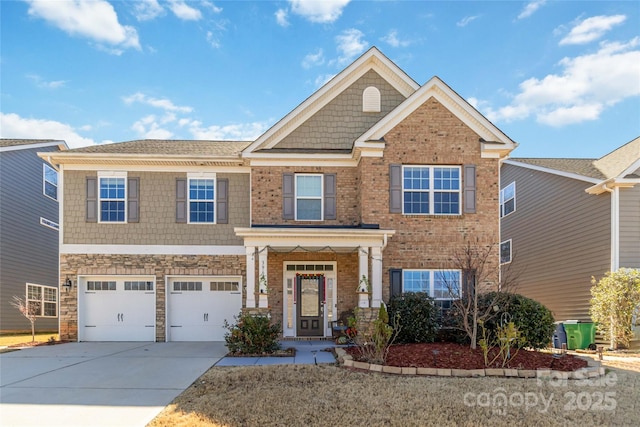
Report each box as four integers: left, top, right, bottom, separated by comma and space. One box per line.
43, 47, 516, 342
500, 137, 640, 322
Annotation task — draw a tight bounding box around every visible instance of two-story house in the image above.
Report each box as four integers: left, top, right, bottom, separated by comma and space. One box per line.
500, 137, 640, 322
1, 139, 67, 333
44, 47, 516, 342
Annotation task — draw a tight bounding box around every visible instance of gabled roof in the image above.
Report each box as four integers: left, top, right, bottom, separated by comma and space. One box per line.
593, 136, 640, 179
243, 47, 419, 155
509, 158, 605, 180
0, 138, 67, 152
355, 76, 517, 158
41, 139, 251, 167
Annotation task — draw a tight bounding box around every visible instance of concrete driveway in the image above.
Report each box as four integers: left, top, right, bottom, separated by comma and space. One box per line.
0, 342, 227, 427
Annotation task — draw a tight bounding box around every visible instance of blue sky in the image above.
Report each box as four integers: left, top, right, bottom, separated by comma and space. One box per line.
1, 0, 638, 159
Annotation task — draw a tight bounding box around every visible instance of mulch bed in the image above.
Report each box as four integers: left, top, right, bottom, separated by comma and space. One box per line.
346, 342, 588, 371
7, 340, 71, 348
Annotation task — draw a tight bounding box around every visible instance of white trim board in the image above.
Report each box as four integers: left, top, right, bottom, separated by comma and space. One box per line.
61, 244, 245, 256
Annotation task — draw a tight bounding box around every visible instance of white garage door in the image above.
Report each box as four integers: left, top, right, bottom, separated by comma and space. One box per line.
167, 276, 242, 341
79, 276, 156, 341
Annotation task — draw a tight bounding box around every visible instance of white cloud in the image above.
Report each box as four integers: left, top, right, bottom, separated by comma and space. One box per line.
457, 15, 480, 27
25, 0, 140, 52
381, 30, 411, 48
167, 0, 202, 21
131, 114, 173, 139
560, 15, 626, 45
289, 0, 350, 24
202, 1, 222, 14
26, 74, 67, 89
133, 0, 164, 21
314, 73, 335, 88
332, 29, 368, 66
302, 49, 324, 69
517, 0, 546, 20
0, 112, 96, 148
206, 31, 221, 48
123, 92, 193, 113
275, 8, 289, 27
485, 37, 640, 127
187, 120, 270, 140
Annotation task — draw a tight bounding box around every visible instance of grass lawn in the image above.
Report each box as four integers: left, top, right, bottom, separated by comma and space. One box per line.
148, 361, 639, 427
0, 333, 59, 347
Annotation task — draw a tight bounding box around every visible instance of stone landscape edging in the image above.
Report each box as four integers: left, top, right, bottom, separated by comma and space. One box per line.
334, 347, 605, 380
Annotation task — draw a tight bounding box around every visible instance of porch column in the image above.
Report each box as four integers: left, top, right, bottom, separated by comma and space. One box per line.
258, 246, 269, 308
371, 246, 383, 308
245, 246, 256, 308
358, 247, 369, 288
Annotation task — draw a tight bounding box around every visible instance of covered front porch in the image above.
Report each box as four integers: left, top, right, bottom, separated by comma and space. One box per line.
234, 227, 395, 338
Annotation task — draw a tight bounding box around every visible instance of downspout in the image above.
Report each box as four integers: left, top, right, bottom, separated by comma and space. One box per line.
601, 183, 619, 271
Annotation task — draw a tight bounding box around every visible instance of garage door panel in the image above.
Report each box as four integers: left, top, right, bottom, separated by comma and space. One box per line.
168, 278, 242, 341
80, 277, 155, 342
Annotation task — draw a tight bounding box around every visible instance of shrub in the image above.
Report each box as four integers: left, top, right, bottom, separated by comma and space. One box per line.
387, 292, 439, 344
590, 268, 640, 349
349, 305, 399, 364
223, 312, 281, 355
475, 292, 555, 349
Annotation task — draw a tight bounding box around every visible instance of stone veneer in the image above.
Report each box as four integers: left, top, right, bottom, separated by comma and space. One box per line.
60, 253, 245, 341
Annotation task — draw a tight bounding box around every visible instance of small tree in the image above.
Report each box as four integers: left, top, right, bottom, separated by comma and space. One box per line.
442, 239, 519, 349
590, 268, 640, 350
10, 296, 40, 342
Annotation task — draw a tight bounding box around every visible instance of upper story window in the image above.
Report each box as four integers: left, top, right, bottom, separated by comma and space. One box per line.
43, 164, 58, 200
87, 173, 139, 224
189, 177, 215, 223
26, 283, 58, 317
403, 166, 461, 215
295, 174, 323, 221
99, 175, 126, 222
500, 182, 516, 217
402, 270, 461, 300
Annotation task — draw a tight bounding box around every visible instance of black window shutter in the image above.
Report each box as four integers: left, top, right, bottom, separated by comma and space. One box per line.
324, 173, 337, 220
217, 178, 229, 224
389, 268, 403, 298
282, 173, 294, 220
86, 177, 98, 223
463, 164, 476, 214
127, 177, 139, 223
389, 164, 402, 213
176, 178, 187, 223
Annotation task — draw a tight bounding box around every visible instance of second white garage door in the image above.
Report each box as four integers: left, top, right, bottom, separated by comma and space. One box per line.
167, 276, 242, 341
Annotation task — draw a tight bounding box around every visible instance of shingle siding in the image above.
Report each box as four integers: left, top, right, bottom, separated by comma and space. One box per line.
63, 171, 249, 245
274, 70, 406, 150
500, 163, 611, 322
0, 145, 59, 332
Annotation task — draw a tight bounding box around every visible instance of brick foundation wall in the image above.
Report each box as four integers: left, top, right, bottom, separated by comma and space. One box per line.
60, 253, 245, 341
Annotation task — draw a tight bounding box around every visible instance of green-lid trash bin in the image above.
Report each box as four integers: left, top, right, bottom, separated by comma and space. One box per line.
563, 320, 596, 350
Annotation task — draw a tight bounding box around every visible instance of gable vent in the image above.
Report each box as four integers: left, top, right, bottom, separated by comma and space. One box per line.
363, 86, 381, 112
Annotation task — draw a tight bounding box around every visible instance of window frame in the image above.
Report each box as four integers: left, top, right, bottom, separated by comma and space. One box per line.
500, 239, 512, 264
187, 173, 216, 224
40, 217, 59, 231
295, 173, 324, 221
26, 283, 58, 318
402, 165, 461, 215
500, 182, 516, 218
43, 164, 58, 201
98, 172, 127, 223
402, 269, 462, 300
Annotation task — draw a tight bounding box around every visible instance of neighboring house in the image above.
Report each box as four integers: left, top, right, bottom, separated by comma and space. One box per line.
43, 47, 516, 342
0, 139, 67, 333
500, 137, 640, 322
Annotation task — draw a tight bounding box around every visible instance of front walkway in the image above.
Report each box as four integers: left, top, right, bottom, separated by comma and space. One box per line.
215, 340, 338, 366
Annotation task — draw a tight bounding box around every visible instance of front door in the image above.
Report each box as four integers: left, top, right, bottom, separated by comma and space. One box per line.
296, 274, 324, 336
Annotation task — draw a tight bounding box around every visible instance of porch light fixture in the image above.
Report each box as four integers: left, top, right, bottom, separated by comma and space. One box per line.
63, 276, 73, 292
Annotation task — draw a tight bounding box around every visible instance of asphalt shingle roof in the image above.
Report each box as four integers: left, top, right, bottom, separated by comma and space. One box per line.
67, 139, 252, 156
510, 158, 605, 180
0, 138, 60, 148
